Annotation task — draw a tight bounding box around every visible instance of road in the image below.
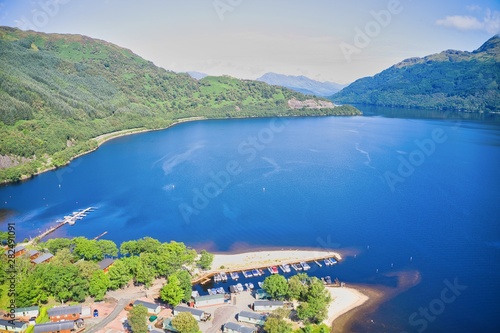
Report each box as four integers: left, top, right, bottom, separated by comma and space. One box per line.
84, 298, 130, 333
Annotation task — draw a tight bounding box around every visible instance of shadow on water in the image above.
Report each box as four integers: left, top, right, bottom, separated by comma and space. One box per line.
0, 209, 15, 224
353, 104, 500, 124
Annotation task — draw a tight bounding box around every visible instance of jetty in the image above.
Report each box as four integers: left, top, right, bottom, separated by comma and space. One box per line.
191, 252, 342, 285
30, 207, 97, 244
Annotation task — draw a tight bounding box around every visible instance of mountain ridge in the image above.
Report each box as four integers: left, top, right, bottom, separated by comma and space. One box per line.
332, 35, 500, 112
257, 72, 346, 96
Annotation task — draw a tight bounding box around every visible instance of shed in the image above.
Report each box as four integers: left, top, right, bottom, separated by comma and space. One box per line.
34, 321, 74, 333
238, 311, 266, 325
223, 322, 256, 333
97, 258, 115, 273
0, 319, 27, 333
48, 305, 81, 322
4, 245, 26, 258
133, 300, 161, 314
253, 300, 284, 312
173, 306, 209, 322
31, 252, 54, 265
28, 250, 40, 260
193, 294, 225, 307
14, 306, 39, 318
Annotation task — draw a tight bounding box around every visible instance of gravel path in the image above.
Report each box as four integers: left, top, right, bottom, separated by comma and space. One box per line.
205, 305, 239, 333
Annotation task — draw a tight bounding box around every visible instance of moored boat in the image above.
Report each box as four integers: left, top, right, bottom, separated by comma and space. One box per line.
300, 262, 311, 270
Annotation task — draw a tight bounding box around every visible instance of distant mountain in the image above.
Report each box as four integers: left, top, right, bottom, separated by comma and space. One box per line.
257, 72, 346, 96
187, 71, 208, 80
332, 35, 500, 113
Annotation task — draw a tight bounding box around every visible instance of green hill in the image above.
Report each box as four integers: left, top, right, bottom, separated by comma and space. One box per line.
331, 35, 500, 113
0, 27, 360, 183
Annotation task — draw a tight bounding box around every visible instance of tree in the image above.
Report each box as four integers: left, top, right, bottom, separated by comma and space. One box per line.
171, 270, 193, 302
89, 270, 110, 301
197, 250, 213, 270
263, 308, 292, 333
160, 275, 184, 306
50, 248, 75, 266
72, 237, 103, 261
171, 312, 199, 333
296, 277, 331, 324
263, 317, 292, 333
287, 273, 309, 300
263, 274, 289, 300
127, 304, 148, 333
120, 240, 138, 256
97, 239, 118, 257
107, 259, 131, 289
41, 238, 71, 254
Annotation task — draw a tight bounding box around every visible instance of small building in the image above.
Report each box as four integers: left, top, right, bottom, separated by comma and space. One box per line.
14, 306, 39, 318
223, 322, 256, 333
28, 250, 40, 260
253, 300, 284, 312
31, 252, 54, 265
4, 245, 26, 258
133, 300, 161, 315
47, 305, 81, 322
0, 319, 28, 333
193, 294, 225, 307
238, 311, 266, 326
97, 258, 115, 273
34, 321, 75, 333
173, 306, 210, 322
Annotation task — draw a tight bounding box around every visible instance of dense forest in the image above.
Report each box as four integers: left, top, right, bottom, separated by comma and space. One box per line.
332, 35, 500, 112
0, 236, 210, 307
0, 27, 360, 183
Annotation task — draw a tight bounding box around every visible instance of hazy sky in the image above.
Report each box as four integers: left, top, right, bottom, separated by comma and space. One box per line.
0, 0, 499, 84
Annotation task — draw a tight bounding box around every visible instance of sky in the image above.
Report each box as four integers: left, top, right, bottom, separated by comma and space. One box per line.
0, 0, 499, 84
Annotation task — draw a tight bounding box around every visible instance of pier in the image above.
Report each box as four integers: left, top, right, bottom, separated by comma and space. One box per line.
191, 252, 342, 286
30, 207, 96, 244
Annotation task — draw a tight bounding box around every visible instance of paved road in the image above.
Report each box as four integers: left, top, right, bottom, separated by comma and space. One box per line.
85, 298, 130, 333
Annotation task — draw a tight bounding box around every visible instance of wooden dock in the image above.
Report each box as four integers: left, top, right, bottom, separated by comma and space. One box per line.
191, 253, 342, 285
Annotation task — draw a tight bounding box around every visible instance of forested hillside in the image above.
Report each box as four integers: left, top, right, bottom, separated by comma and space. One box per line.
332, 35, 500, 112
0, 27, 360, 183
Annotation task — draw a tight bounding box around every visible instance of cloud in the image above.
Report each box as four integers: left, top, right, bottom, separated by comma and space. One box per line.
436, 9, 500, 34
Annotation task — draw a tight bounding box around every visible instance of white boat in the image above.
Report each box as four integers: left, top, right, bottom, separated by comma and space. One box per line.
220, 272, 228, 281
230, 272, 239, 280
300, 262, 311, 271
258, 281, 264, 288
329, 258, 338, 265
291, 264, 302, 271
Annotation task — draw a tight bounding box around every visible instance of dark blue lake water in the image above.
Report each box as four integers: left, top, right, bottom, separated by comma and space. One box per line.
1, 106, 499, 332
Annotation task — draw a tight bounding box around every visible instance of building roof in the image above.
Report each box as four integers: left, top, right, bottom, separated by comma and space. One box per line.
133, 300, 159, 310
47, 305, 82, 317
254, 300, 284, 307
15, 306, 39, 313
238, 311, 266, 320
34, 321, 74, 333
32, 252, 53, 264
173, 306, 204, 317
4, 245, 25, 255
224, 322, 255, 333
194, 294, 225, 302
28, 249, 39, 256
97, 258, 115, 270
0, 319, 27, 329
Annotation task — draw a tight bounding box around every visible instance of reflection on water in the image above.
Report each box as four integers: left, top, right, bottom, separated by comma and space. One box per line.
352, 104, 500, 123
0, 209, 15, 223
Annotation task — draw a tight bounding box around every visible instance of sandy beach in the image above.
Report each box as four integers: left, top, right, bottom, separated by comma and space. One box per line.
324, 286, 369, 325
210, 249, 342, 272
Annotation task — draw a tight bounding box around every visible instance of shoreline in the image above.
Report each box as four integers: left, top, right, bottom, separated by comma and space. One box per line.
9, 116, 207, 185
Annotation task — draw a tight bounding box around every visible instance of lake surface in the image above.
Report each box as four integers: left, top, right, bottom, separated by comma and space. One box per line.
2, 106, 499, 332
